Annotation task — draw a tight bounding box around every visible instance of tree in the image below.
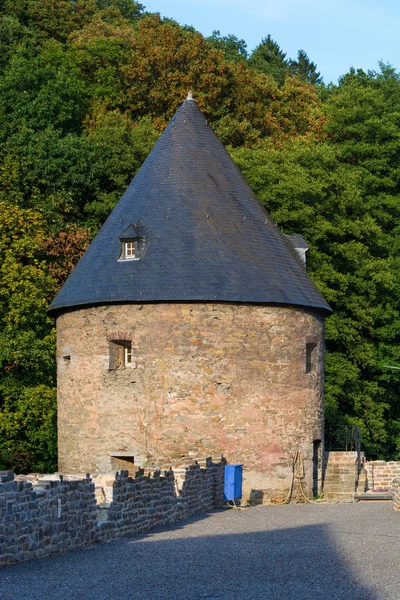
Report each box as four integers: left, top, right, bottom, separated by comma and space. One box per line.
0, 203, 58, 472
248, 34, 289, 85
2, 0, 398, 465
231, 120, 400, 459
206, 30, 247, 63
321, 64, 400, 457
82, 15, 324, 147
96, 0, 144, 23
0, 39, 88, 136
0, 14, 31, 73
0, 0, 144, 44
84, 112, 160, 219
1, 0, 98, 42
289, 49, 323, 85
42, 228, 92, 291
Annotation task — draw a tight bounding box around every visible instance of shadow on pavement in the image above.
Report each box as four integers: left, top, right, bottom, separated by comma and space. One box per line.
0, 510, 380, 600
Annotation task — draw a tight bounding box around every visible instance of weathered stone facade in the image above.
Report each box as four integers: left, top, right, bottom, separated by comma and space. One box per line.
57, 302, 325, 501
322, 451, 367, 499
321, 454, 400, 500
392, 479, 400, 511
0, 458, 225, 567
365, 461, 400, 492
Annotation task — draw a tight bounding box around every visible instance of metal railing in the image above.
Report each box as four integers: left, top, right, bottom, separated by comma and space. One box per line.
324, 425, 361, 454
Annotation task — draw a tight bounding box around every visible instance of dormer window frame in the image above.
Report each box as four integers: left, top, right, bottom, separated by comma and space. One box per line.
118, 222, 147, 262
119, 238, 140, 261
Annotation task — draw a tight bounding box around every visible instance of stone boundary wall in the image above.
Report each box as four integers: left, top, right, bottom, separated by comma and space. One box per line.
365, 461, 400, 492
0, 457, 225, 568
392, 479, 400, 511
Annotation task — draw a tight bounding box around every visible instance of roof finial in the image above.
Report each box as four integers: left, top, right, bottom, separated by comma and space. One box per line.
186, 90, 193, 100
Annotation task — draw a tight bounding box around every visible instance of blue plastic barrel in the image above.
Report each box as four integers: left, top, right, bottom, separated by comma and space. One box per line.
224, 464, 243, 501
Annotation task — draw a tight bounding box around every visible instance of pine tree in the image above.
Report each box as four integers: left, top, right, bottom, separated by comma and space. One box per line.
248, 34, 289, 85
289, 49, 323, 85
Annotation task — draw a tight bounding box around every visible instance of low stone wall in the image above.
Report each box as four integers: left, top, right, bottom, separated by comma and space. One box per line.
393, 479, 400, 511
365, 461, 400, 492
0, 457, 225, 568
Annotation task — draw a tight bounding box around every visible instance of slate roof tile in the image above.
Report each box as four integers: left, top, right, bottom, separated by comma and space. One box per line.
48, 97, 331, 316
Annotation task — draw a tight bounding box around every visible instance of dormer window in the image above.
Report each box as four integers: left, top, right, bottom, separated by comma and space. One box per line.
119, 239, 139, 261
118, 222, 147, 261
124, 241, 136, 260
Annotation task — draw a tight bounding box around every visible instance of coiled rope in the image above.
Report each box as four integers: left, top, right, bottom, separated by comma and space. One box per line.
278, 451, 315, 504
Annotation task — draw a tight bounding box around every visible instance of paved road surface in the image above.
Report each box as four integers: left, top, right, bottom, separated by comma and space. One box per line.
1, 503, 399, 600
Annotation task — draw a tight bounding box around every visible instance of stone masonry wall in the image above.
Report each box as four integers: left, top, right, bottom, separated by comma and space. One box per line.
57, 303, 325, 502
0, 458, 224, 568
392, 479, 400, 511
365, 461, 400, 492
322, 452, 366, 499
322, 454, 400, 500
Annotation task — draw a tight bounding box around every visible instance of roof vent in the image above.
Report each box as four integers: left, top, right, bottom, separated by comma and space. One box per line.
284, 234, 309, 269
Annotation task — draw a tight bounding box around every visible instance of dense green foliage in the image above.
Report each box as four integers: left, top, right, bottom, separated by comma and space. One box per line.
0, 0, 399, 470
248, 35, 289, 86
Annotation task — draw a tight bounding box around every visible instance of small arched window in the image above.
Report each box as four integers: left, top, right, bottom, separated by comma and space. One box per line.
109, 340, 133, 370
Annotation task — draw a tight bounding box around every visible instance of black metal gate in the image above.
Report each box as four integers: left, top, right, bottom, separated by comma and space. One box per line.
324, 425, 363, 492
324, 425, 361, 453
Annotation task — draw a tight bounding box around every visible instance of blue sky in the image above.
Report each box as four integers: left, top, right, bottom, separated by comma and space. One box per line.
141, 0, 400, 84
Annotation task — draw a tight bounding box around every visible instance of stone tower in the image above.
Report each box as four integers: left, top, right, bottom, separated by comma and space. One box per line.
49, 96, 331, 501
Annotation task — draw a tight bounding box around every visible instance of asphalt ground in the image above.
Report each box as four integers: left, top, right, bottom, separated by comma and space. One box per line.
1, 502, 399, 600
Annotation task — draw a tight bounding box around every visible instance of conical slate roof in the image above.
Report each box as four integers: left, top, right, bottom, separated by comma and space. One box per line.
48, 97, 331, 316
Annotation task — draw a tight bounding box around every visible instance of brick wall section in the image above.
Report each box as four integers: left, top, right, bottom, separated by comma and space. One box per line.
57, 303, 325, 501
365, 461, 400, 492
0, 458, 225, 567
392, 479, 400, 511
